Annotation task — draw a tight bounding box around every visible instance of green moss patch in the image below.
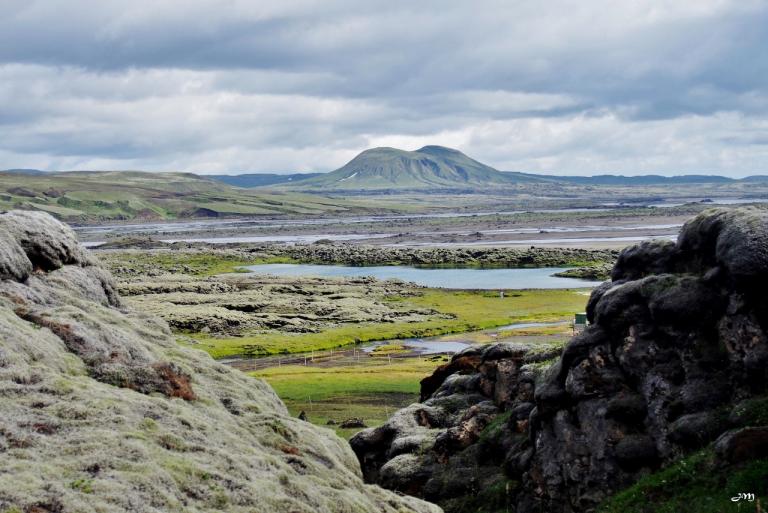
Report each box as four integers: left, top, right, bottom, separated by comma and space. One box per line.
599, 449, 768, 513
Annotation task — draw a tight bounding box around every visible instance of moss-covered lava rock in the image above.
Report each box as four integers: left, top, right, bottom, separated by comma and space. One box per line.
0, 211, 439, 513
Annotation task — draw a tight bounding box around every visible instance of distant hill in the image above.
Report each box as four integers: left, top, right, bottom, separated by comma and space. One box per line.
0, 171, 361, 221
291, 146, 546, 190
270, 146, 766, 191
210, 172, 322, 188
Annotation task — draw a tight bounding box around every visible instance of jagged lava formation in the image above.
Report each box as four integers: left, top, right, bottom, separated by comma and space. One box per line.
0, 211, 439, 513
351, 207, 768, 512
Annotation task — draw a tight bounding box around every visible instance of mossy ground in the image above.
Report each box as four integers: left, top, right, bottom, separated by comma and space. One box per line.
478, 410, 514, 444
732, 397, 768, 426
602, 396, 768, 511
252, 357, 441, 438
191, 288, 587, 358
598, 449, 768, 513
105, 251, 298, 276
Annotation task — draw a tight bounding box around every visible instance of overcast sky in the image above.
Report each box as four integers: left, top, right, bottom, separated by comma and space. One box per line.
2, 0, 767, 176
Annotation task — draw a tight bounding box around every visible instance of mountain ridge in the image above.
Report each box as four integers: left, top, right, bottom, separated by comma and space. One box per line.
5, 151, 767, 189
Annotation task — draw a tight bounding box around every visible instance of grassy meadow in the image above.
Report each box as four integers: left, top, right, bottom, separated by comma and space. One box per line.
190, 288, 589, 358
216, 288, 584, 436
252, 357, 444, 438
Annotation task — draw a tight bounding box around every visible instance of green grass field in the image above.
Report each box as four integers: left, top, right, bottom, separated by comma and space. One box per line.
252, 357, 442, 438
191, 288, 589, 358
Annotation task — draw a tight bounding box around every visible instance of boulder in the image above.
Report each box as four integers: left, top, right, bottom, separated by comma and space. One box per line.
0, 230, 32, 281
611, 239, 678, 281
0, 210, 91, 271
351, 342, 558, 508
340, 417, 367, 429
715, 427, 768, 463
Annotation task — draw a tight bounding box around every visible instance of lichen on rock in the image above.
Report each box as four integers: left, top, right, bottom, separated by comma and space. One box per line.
0, 211, 440, 513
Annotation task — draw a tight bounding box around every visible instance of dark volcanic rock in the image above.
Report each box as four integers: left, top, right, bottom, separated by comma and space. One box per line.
352, 207, 768, 513
352, 341, 558, 511
715, 427, 768, 463
611, 239, 678, 281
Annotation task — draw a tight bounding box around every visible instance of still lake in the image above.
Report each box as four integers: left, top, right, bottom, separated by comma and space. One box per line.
242, 263, 603, 289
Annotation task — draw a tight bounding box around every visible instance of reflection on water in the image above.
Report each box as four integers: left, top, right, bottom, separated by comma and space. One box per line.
242, 263, 603, 289
362, 339, 470, 355
498, 321, 570, 330
363, 320, 571, 355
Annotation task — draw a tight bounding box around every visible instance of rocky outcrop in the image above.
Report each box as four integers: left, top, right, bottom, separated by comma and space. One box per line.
267, 244, 618, 270
0, 211, 439, 513
110, 271, 440, 339
553, 262, 612, 281
351, 342, 561, 513
96, 241, 618, 271
352, 207, 768, 512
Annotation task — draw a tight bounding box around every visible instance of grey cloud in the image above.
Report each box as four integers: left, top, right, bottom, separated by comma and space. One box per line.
1, 1, 768, 175
5, 2, 768, 104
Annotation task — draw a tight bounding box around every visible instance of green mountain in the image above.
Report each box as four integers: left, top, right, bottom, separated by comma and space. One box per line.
293, 146, 544, 190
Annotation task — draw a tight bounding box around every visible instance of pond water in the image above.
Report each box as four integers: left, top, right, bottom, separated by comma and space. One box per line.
223, 319, 577, 371
242, 263, 603, 289
362, 320, 570, 355
361, 339, 470, 355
